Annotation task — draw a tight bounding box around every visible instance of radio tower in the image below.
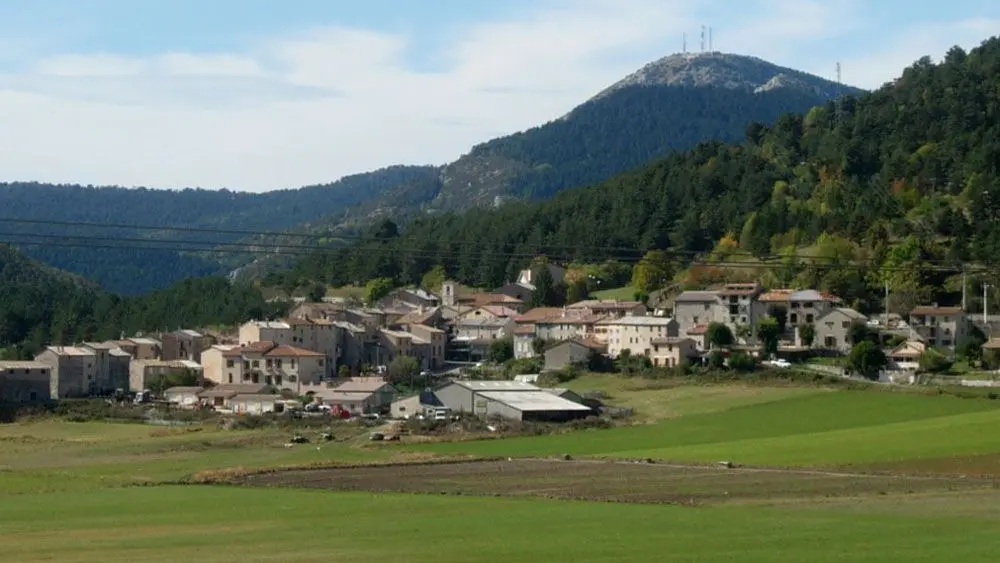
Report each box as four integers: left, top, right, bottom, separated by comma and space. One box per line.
836, 62, 842, 84
683, 33, 687, 54
709, 27, 713, 52
700, 25, 706, 53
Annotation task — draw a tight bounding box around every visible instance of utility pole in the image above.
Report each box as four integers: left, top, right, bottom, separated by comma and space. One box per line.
962, 268, 968, 311
984, 284, 992, 324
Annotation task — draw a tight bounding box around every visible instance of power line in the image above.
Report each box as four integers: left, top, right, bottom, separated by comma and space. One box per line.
0, 216, 980, 268
0, 236, 979, 275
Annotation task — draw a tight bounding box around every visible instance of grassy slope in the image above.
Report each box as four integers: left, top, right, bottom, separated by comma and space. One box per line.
1, 486, 997, 563
591, 285, 636, 300
417, 391, 1000, 466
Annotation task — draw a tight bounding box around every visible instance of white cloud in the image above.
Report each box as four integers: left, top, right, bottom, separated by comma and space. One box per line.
0, 1, 994, 191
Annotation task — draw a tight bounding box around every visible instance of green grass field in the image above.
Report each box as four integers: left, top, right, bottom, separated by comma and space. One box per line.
0, 421, 391, 495
418, 390, 1000, 468
4, 382, 1000, 562
2, 486, 998, 563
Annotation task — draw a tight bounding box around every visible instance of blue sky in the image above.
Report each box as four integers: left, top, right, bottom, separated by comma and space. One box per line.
0, 0, 996, 191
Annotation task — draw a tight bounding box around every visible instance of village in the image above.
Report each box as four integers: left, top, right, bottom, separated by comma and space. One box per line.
0, 261, 993, 421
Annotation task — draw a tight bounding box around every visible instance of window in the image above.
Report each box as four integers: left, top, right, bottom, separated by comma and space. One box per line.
693, 316, 700, 324
703, 303, 710, 311
252, 360, 259, 368
790, 314, 798, 324
288, 375, 297, 382
275, 359, 282, 368
228, 374, 233, 383
806, 314, 814, 323
318, 359, 324, 366
243, 361, 250, 370
226, 360, 234, 368
251, 373, 260, 384
841, 321, 850, 329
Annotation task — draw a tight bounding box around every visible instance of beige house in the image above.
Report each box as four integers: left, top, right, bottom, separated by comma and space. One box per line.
650, 337, 699, 368
160, 330, 215, 363
597, 316, 680, 358
682, 324, 711, 352
787, 290, 840, 326
535, 313, 605, 343
453, 317, 514, 342
230, 394, 288, 415
35, 346, 99, 399
512, 308, 564, 359
203, 342, 327, 391
887, 340, 926, 371
319, 391, 381, 415
909, 305, 967, 349
672, 291, 727, 331
0, 361, 52, 403
239, 318, 342, 368
807, 308, 868, 352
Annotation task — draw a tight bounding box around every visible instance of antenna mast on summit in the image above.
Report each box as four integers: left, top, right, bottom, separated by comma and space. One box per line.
709, 27, 713, 52
700, 25, 706, 53
683, 33, 687, 54
835, 62, 844, 126
836, 62, 842, 84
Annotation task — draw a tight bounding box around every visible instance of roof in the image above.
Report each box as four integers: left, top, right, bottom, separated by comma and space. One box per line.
471, 293, 523, 306
684, 324, 709, 336
514, 307, 563, 323
164, 386, 203, 394
0, 361, 50, 370
380, 329, 413, 340
401, 288, 439, 301
247, 320, 291, 329
820, 307, 868, 322
450, 380, 540, 392
43, 346, 95, 357
911, 305, 964, 316
173, 360, 203, 369
128, 337, 161, 346
334, 377, 391, 392
264, 345, 324, 358
198, 384, 268, 398
109, 348, 132, 358
889, 340, 926, 358
789, 289, 826, 301
477, 391, 592, 412
513, 324, 536, 335
673, 291, 720, 303
476, 305, 521, 318
319, 391, 376, 402
409, 323, 445, 334
83, 341, 118, 350
758, 289, 795, 302
597, 316, 676, 327
176, 329, 204, 338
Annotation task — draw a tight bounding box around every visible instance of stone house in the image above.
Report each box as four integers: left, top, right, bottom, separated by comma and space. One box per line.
909, 305, 967, 349
597, 316, 680, 358
0, 361, 52, 403
650, 337, 699, 368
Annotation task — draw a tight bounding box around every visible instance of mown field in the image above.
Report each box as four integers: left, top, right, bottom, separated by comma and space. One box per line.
418, 390, 1000, 471
2, 486, 999, 563
2, 380, 1000, 562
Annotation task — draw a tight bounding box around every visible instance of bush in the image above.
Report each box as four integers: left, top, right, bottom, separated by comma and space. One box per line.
708, 351, 726, 369
728, 352, 757, 372
918, 348, 953, 374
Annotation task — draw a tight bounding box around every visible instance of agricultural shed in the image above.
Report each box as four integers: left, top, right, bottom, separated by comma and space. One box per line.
435, 380, 540, 415
475, 391, 593, 422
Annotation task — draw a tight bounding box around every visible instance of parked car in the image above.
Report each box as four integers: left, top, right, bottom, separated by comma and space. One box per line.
767, 359, 792, 369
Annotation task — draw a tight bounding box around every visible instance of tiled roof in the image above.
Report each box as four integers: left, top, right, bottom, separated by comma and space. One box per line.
536, 314, 605, 325
264, 345, 323, 358
674, 291, 720, 303
513, 324, 536, 335
684, 324, 710, 335
757, 289, 795, 302
567, 299, 643, 310
597, 316, 675, 326
44, 346, 95, 357
514, 307, 563, 323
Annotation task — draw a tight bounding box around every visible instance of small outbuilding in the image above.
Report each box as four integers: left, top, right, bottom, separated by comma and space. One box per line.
475, 390, 593, 422
164, 386, 203, 408
230, 394, 286, 415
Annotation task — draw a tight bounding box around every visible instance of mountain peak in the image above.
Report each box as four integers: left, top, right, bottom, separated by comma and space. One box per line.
591, 52, 862, 102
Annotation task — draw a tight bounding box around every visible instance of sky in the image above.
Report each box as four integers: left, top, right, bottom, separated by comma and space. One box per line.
0, 0, 997, 192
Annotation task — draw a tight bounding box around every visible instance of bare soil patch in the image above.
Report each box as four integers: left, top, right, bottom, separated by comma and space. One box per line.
232, 459, 998, 506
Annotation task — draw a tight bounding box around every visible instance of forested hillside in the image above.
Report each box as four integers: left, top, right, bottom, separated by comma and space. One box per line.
0, 245, 287, 359
0, 165, 440, 294
1, 53, 854, 293
276, 38, 1000, 314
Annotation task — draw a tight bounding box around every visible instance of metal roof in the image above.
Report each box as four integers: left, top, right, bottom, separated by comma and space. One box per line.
477, 391, 593, 412
454, 380, 539, 391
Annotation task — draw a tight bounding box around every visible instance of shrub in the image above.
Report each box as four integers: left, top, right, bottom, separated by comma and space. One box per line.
728, 352, 757, 372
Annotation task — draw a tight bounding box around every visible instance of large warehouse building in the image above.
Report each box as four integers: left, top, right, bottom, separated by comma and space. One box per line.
435, 380, 592, 422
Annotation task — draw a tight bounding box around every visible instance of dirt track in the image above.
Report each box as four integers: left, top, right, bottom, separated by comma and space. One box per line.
233, 459, 997, 505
